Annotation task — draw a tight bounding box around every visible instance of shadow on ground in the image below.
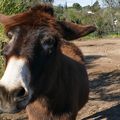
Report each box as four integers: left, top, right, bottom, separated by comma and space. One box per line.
89, 70, 120, 101
85, 55, 105, 69
81, 70, 120, 120
82, 104, 120, 120
85, 55, 104, 64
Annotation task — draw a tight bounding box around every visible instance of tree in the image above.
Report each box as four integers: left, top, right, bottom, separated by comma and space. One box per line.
54, 4, 64, 20
0, 0, 55, 14
42, 0, 54, 3
73, 3, 82, 10
102, 0, 120, 32
91, 1, 101, 12
26, 0, 54, 6
64, 2, 68, 10
102, 0, 120, 8
0, 0, 28, 14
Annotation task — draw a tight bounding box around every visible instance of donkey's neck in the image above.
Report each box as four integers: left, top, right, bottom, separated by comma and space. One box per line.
26, 98, 50, 120
26, 99, 72, 120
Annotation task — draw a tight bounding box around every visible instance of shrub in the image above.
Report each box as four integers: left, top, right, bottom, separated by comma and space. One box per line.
0, 0, 29, 15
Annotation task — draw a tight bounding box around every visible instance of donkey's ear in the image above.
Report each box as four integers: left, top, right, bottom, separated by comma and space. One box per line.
0, 14, 14, 26
57, 21, 96, 40
0, 14, 11, 25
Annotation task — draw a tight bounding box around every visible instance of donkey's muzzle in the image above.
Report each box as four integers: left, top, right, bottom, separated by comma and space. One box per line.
0, 86, 28, 113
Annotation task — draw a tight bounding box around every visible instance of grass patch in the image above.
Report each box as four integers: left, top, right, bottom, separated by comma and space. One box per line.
0, 26, 7, 78
82, 33, 120, 40
0, 56, 5, 78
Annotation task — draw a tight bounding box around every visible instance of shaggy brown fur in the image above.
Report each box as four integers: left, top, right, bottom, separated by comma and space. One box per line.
0, 4, 89, 120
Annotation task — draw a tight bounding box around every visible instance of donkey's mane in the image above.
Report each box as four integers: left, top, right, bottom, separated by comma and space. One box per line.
4, 4, 56, 32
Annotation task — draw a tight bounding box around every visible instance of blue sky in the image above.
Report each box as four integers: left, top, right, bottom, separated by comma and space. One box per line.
54, 0, 102, 7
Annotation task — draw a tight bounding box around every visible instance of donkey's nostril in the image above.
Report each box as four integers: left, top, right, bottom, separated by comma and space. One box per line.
16, 87, 25, 97
14, 87, 27, 101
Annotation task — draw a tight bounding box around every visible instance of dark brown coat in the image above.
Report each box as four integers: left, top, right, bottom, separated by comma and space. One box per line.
0, 4, 89, 120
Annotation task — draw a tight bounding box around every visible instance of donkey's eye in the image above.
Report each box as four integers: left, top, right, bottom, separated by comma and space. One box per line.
7, 31, 13, 39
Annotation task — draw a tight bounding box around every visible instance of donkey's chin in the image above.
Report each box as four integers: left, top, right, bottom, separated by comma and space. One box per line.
13, 97, 30, 113
0, 106, 24, 114
2, 107, 24, 114
0, 96, 30, 114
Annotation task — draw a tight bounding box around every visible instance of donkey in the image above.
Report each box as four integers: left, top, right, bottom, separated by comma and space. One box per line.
0, 5, 90, 120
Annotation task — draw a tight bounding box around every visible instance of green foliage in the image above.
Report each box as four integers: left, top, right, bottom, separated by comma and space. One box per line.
0, 26, 6, 78
91, 1, 101, 12
103, 0, 120, 8
73, 3, 82, 10
54, 0, 120, 38
0, 56, 5, 78
0, 25, 8, 78
65, 9, 81, 23
43, 0, 54, 3
54, 5, 65, 20
0, 0, 29, 15
0, 0, 54, 15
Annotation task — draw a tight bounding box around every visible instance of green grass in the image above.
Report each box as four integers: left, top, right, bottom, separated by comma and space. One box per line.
0, 26, 7, 78
82, 32, 120, 40
0, 56, 5, 78
104, 34, 120, 38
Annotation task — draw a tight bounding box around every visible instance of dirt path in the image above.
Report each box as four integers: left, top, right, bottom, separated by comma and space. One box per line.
75, 38, 120, 120
0, 38, 120, 120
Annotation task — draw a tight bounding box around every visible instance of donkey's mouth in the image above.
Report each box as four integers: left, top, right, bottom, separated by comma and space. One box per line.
4, 107, 24, 114
0, 105, 23, 114
0, 106, 26, 114
0, 94, 30, 114
0, 101, 28, 114
0, 84, 32, 114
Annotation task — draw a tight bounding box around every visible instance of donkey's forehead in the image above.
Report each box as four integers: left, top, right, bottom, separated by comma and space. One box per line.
7, 26, 42, 41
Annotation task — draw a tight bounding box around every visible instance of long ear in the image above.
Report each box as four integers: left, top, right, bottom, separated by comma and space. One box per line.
57, 21, 96, 40
0, 14, 12, 25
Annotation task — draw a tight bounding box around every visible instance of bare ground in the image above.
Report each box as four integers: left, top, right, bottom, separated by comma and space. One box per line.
75, 38, 120, 120
0, 38, 120, 120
